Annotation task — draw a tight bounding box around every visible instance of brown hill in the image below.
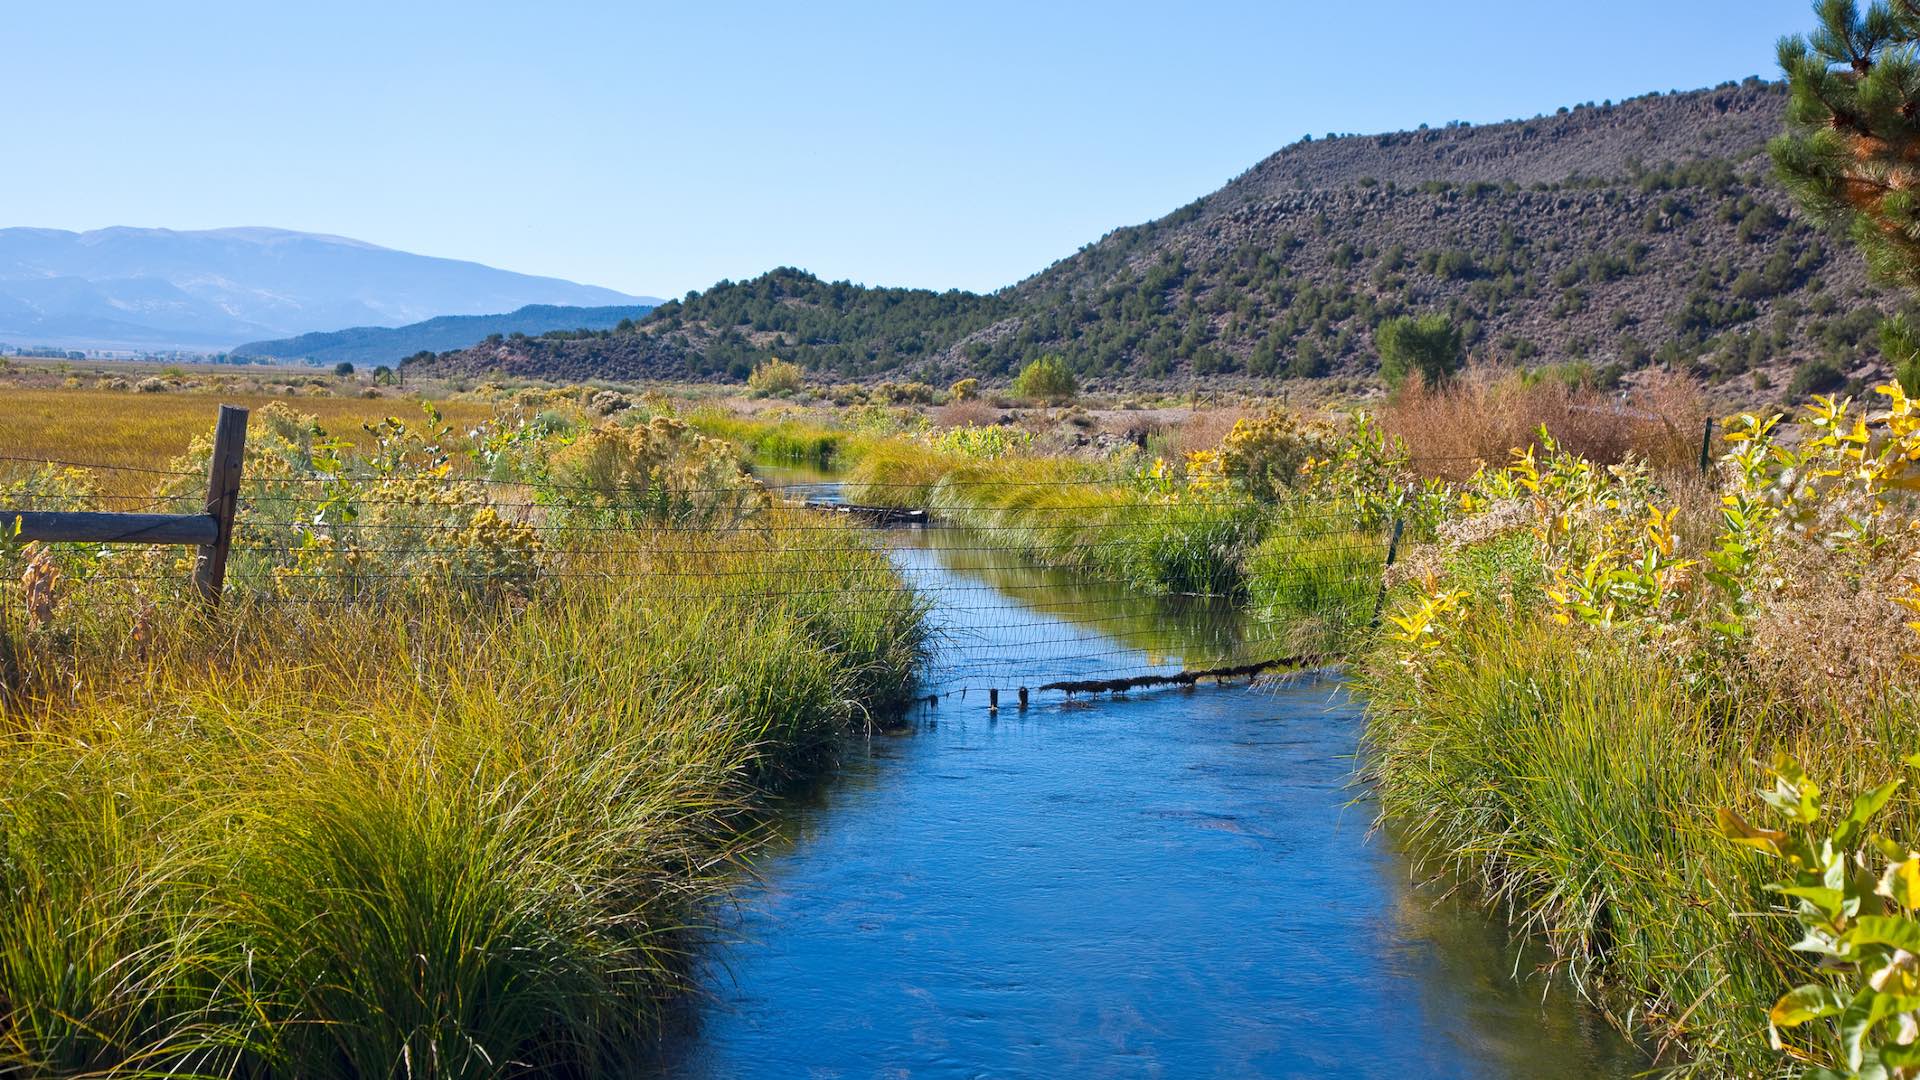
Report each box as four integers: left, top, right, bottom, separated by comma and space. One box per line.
415, 79, 1898, 396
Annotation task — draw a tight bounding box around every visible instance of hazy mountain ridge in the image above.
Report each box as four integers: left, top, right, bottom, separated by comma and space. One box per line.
417, 80, 1896, 391
232, 304, 658, 367
0, 227, 654, 351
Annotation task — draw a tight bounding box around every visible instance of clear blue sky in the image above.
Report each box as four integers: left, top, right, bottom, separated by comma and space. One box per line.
3, 1, 1814, 299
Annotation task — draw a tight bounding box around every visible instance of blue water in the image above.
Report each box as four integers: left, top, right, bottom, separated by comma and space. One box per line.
654, 495, 1641, 1078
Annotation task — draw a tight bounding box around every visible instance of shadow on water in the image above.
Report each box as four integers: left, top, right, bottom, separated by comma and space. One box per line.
651, 471, 1648, 1077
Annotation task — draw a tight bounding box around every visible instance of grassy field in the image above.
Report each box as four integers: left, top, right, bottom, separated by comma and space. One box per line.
0, 386, 926, 1076
1, 387, 499, 494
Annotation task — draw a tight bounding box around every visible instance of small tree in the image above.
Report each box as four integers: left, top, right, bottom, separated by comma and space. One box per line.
1775, 2, 1920, 288
333, 361, 356, 377
1376, 314, 1463, 388
1011, 356, 1077, 403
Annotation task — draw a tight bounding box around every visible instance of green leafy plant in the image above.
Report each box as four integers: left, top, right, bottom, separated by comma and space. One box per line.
930, 423, 1030, 460
1720, 756, 1920, 1078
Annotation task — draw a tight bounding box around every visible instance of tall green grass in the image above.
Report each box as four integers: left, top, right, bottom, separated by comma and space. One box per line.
0, 516, 924, 1077
840, 441, 964, 509
1360, 600, 1920, 1073
688, 411, 874, 469
1244, 519, 1388, 653
844, 449, 1271, 597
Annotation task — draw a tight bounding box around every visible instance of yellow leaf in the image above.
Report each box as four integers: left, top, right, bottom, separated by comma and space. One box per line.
1882, 857, 1920, 910
1716, 807, 1786, 852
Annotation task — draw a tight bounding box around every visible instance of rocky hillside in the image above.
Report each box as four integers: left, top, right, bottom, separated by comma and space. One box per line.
1217, 79, 1785, 198
416, 79, 1901, 394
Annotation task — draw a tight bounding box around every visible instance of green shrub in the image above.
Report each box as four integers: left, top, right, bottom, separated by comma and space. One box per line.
544, 416, 767, 524
746, 357, 804, 396
875, 380, 935, 405
1788, 357, 1847, 398
1217, 412, 1335, 500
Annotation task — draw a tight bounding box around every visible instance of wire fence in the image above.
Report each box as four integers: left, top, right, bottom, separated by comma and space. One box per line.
2, 448, 1416, 705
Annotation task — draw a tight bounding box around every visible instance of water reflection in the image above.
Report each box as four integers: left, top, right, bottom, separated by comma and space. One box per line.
904, 525, 1291, 679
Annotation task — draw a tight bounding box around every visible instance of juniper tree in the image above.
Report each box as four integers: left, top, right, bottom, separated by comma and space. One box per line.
1376, 314, 1463, 388
1774, 0, 1920, 288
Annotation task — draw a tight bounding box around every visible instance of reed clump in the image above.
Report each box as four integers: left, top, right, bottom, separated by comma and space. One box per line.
687, 410, 872, 469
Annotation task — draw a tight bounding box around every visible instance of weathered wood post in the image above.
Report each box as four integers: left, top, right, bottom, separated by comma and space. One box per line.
1017, 686, 1029, 710
192, 405, 249, 607
988, 688, 999, 712
1698, 416, 1714, 477
1370, 517, 1406, 630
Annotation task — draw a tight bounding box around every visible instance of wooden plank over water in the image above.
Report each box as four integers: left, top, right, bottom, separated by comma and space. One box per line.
800, 500, 929, 525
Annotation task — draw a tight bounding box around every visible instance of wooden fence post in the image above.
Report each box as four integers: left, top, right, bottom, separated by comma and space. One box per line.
192, 405, 249, 606
1699, 416, 1714, 477
1370, 517, 1406, 630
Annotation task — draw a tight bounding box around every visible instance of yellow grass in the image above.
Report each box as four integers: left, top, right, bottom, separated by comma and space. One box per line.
1, 388, 498, 493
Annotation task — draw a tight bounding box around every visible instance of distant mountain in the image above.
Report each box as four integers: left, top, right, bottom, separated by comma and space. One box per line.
0, 227, 656, 352
232, 303, 658, 367
418, 79, 1901, 393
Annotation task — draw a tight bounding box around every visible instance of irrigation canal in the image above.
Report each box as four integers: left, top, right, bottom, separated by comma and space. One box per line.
651, 476, 1643, 1078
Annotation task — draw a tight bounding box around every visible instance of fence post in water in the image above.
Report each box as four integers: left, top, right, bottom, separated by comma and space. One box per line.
1370, 517, 1406, 630
988, 688, 999, 712
1698, 416, 1714, 477
192, 405, 249, 607
1018, 686, 1029, 710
